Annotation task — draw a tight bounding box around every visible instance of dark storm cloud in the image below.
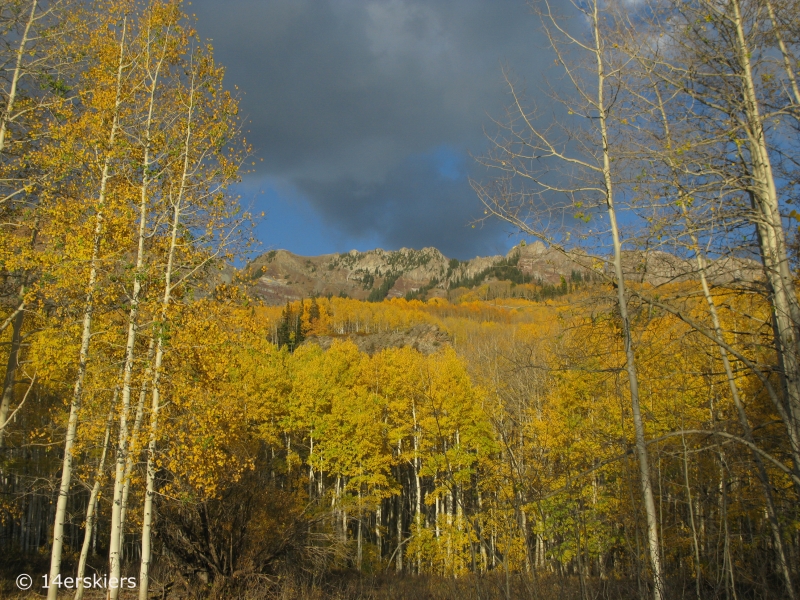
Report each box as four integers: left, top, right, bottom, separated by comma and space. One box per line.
189, 0, 557, 255
296, 149, 512, 259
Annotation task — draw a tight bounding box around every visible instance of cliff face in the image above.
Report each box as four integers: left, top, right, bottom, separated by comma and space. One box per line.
244, 247, 452, 303
241, 242, 759, 305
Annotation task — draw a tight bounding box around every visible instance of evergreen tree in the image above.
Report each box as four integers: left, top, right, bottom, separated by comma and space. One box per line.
309, 296, 320, 324
277, 301, 292, 350
294, 300, 306, 349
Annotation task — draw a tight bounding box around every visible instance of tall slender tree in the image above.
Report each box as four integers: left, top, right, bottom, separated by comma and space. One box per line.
472, 0, 665, 595
47, 6, 133, 596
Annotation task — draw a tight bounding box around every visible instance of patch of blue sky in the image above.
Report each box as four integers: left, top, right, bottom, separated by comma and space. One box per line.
428, 144, 465, 181
234, 178, 383, 263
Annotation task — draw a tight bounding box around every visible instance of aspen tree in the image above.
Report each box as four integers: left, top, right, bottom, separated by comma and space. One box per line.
632, 0, 800, 474
473, 0, 665, 595
138, 39, 247, 598
47, 8, 130, 597
115, 340, 154, 560
107, 4, 179, 592
137, 58, 195, 600
0, 0, 71, 447
74, 384, 118, 600
645, 80, 797, 598
0, 0, 39, 156
615, 3, 800, 587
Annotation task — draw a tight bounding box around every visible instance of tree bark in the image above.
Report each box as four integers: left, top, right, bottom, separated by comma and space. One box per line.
590, 5, 664, 596
108, 23, 169, 593
47, 17, 127, 600
138, 57, 198, 600
75, 388, 118, 600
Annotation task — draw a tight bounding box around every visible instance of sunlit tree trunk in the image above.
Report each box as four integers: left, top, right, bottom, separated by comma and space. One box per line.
117, 340, 155, 560
138, 59, 198, 599
654, 84, 797, 599
590, 5, 664, 596
47, 18, 128, 600
108, 18, 169, 594
75, 387, 118, 600
730, 0, 800, 456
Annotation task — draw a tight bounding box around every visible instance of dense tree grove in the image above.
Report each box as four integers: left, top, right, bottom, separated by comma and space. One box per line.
0, 0, 798, 599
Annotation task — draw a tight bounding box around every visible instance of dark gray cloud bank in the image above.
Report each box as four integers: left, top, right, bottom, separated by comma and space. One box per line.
190, 0, 559, 259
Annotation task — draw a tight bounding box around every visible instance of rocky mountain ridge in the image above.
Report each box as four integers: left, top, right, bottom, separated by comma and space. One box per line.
240, 242, 760, 305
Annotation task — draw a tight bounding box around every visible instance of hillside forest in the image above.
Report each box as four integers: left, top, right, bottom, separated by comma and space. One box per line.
1, 0, 800, 600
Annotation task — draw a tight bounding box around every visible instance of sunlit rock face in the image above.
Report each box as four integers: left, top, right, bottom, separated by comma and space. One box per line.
238, 243, 761, 305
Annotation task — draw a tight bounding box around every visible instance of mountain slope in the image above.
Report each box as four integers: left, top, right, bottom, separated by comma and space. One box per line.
241, 242, 759, 305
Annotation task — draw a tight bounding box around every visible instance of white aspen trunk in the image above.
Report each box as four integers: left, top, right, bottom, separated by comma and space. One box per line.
590, 5, 664, 597
537, 530, 544, 570
520, 499, 530, 574
435, 494, 440, 539
48, 19, 127, 600
478, 489, 487, 572
75, 389, 118, 600
446, 485, 453, 573
491, 517, 496, 569
395, 442, 403, 573
356, 489, 363, 571
764, 0, 800, 107
108, 41, 166, 596
332, 474, 341, 550
658, 65, 798, 599
137, 198, 179, 600
0, 0, 37, 154
309, 434, 314, 499
396, 491, 403, 572
138, 61, 197, 600
117, 341, 155, 562
376, 505, 382, 559
681, 433, 702, 600
731, 0, 800, 455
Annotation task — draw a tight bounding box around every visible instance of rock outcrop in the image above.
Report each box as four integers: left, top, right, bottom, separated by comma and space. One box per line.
241, 243, 761, 305
302, 323, 451, 356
